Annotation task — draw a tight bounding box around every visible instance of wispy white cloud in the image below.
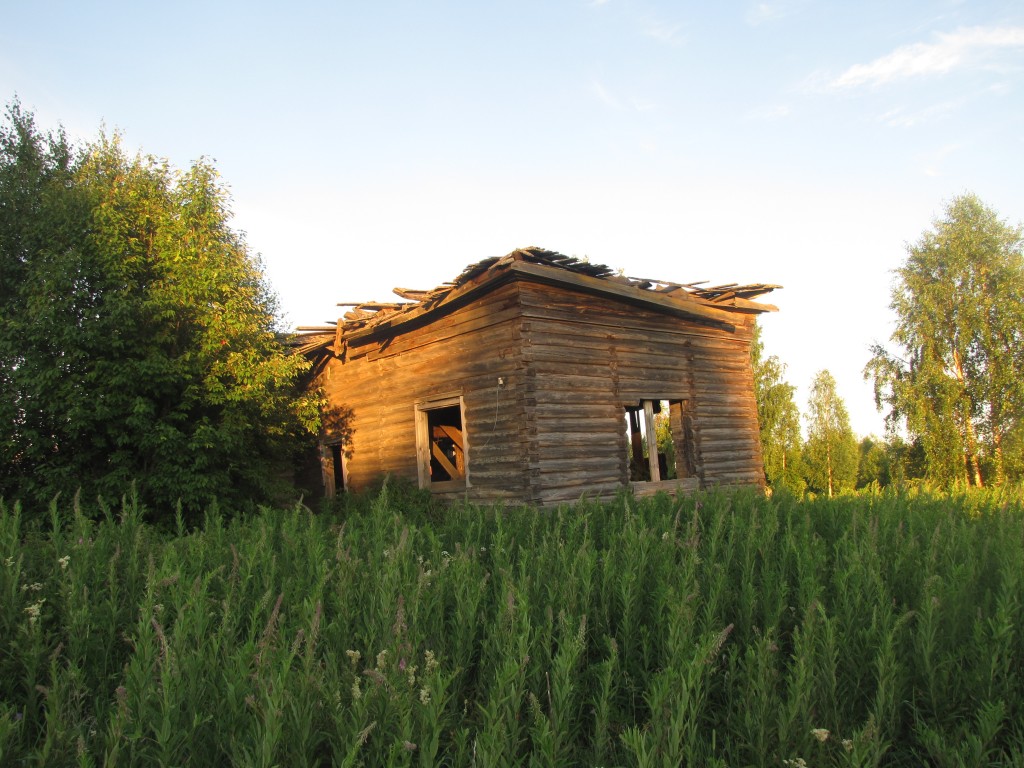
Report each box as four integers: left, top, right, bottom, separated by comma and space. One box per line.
877, 100, 959, 128
589, 80, 658, 113
590, 80, 622, 109
588, 0, 611, 6
745, 2, 792, 26
830, 26, 1024, 89
642, 18, 683, 44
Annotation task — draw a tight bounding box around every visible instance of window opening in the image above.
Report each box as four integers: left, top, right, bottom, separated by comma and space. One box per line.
625, 399, 696, 483
416, 397, 468, 489
427, 405, 464, 482
330, 444, 346, 493
322, 441, 347, 497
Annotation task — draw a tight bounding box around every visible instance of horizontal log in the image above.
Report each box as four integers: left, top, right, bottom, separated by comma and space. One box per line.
523, 345, 750, 374
528, 455, 622, 472
525, 335, 753, 371
533, 449, 624, 466
464, 474, 529, 490
518, 291, 753, 344
535, 483, 626, 504
698, 425, 761, 439
630, 478, 701, 495
533, 432, 629, 448
365, 304, 523, 361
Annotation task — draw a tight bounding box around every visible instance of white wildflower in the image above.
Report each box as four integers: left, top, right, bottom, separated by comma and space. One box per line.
345, 649, 361, 668
58, 555, 70, 571
376, 649, 389, 670
811, 728, 830, 743
25, 598, 45, 626
419, 687, 431, 705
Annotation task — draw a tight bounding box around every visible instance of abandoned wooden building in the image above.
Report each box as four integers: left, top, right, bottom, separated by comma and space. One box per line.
295, 247, 779, 506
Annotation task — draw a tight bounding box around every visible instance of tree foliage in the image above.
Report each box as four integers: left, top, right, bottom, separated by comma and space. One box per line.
0, 102, 319, 515
865, 194, 1024, 487
803, 370, 858, 497
856, 436, 888, 489
751, 323, 804, 494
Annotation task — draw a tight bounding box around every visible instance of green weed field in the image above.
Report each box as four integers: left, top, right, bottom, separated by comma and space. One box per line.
1, 486, 1022, 766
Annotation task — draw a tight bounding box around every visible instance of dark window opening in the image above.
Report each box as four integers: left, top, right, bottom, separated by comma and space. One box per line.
320, 441, 347, 497
330, 444, 346, 493
425, 404, 465, 483
416, 395, 469, 491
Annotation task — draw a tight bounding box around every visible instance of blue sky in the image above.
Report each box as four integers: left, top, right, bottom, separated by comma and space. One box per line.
4, 0, 1023, 437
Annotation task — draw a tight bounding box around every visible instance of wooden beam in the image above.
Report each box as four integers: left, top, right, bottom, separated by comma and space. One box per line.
508, 260, 740, 329
433, 424, 464, 449
431, 442, 462, 479
344, 262, 517, 344
643, 399, 661, 482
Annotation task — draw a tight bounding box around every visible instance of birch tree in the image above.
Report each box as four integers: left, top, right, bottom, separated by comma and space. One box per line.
751, 323, 804, 493
865, 194, 1024, 486
804, 370, 858, 497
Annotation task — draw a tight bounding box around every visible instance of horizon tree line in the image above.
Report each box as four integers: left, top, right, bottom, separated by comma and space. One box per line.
755, 193, 1024, 494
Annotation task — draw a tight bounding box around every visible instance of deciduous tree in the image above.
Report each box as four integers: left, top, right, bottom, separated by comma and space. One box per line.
0, 103, 319, 515
865, 194, 1024, 487
803, 370, 858, 497
751, 323, 805, 494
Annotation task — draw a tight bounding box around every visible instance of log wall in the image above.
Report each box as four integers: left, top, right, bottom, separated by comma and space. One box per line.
314, 282, 531, 501
517, 282, 764, 504
313, 277, 765, 506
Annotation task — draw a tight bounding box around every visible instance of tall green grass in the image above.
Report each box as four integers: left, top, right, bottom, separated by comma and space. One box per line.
1, 484, 1022, 766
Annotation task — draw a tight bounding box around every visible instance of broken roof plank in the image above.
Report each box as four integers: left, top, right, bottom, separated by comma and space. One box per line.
358, 302, 413, 311
508, 260, 737, 330
393, 288, 432, 301
293, 247, 778, 357
344, 258, 521, 344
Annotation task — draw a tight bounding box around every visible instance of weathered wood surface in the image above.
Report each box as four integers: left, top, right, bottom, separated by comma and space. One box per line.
312, 270, 766, 505
517, 281, 764, 503
315, 282, 531, 497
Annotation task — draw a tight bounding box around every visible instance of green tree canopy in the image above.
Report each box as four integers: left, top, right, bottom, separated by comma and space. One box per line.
865, 194, 1024, 487
803, 369, 858, 497
0, 102, 319, 515
751, 323, 804, 494
855, 436, 888, 489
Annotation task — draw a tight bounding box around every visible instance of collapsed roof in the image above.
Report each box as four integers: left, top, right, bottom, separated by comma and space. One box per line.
294, 246, 779, 367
